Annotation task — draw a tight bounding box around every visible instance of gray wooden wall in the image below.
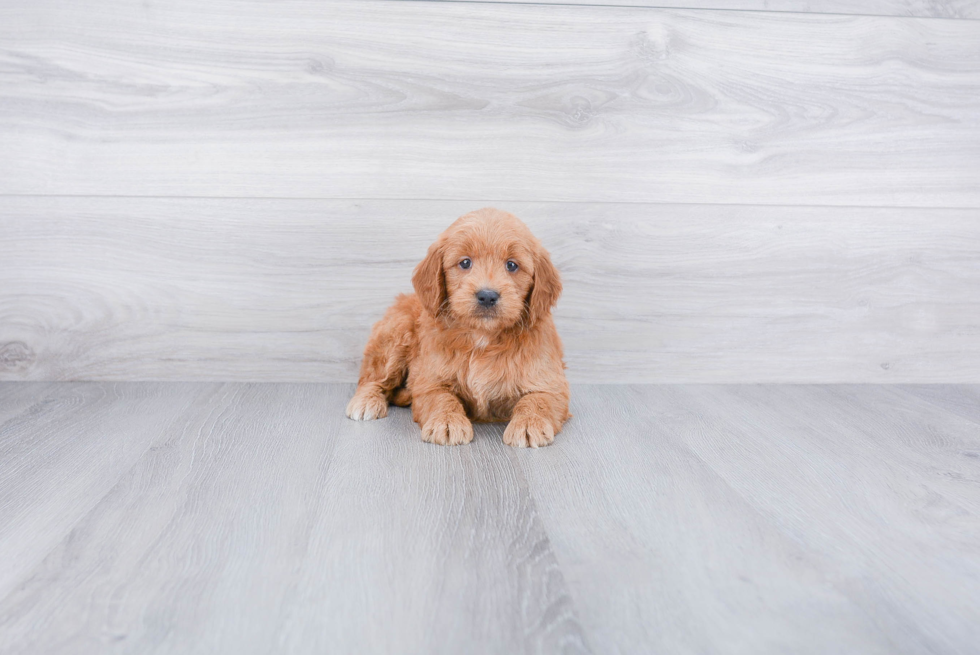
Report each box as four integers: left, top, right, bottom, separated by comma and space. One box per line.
1, 0, 978, 383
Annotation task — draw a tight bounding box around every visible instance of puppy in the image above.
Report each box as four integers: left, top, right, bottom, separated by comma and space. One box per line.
346, 208, 569, 448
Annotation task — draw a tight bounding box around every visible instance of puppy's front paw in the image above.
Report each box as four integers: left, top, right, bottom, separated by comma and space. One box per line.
504, 413, 555, 448
346, 389, 388, 421
421, 412, 473, 446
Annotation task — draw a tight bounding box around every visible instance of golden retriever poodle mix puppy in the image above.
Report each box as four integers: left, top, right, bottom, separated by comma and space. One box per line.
346, 208, 569, 448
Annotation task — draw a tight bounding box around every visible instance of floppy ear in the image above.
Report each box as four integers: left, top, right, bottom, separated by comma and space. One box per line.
412, 239, 447, 317
528, 245, 562, 325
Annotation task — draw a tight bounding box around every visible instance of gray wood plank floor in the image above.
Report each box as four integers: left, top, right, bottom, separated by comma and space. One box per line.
1, 382, 978, 654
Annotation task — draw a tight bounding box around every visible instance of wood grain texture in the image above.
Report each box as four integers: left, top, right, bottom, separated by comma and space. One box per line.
0, 382, 589, 655
0, 382, 214, 600
0, 382, 56, 425
437, 0, 980, 20
273, 393, 588, 655
896, 384, 980, 425
1, 382, 979, 653
515, 383, 980, 654
2, 197, 978, 384
2, 1, 979, 206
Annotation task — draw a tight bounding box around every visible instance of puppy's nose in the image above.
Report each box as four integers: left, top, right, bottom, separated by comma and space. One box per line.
476, 289, 500, 307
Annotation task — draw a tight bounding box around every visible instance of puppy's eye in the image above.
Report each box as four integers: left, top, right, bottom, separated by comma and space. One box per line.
459, 258, 472, 270
506, 260, 519, 273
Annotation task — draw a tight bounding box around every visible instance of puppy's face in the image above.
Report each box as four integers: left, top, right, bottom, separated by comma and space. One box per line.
413, 209, 561, 332
442, 229, 534, 331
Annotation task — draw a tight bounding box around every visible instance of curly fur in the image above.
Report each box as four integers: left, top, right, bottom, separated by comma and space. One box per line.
346, 208, 570, 447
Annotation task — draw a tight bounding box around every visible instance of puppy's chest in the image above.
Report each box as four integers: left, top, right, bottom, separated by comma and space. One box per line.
455, 348, 523, 420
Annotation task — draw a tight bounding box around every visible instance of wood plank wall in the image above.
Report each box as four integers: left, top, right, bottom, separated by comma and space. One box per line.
1, 0, 979, 383
442, 1, 980, 19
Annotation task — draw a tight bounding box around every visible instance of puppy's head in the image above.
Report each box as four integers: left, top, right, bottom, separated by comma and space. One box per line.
412, 208, 561, 332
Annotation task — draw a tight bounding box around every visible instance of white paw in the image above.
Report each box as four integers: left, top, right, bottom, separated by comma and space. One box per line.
346, 390, 388, 421
420, 413, 474, 446
503, 413, 555, 448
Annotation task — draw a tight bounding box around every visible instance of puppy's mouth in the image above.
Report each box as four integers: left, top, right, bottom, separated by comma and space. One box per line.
473, 306, 499, 320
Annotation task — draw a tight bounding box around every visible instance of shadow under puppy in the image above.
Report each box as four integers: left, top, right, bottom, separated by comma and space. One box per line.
346, 208, 570, 447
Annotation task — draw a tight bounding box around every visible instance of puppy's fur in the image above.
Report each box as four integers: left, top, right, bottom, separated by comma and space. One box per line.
346, 208, 569, 447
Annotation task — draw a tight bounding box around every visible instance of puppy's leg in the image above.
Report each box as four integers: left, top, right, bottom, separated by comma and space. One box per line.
391, 386, 413, 407
347, 297, 417, 421
412, 389, 473, 446
503, 392, 568, 448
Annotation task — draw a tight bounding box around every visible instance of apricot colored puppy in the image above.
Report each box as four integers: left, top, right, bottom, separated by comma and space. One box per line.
346, 208, 570, 447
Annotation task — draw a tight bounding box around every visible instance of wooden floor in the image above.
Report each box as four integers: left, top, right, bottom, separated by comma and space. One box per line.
1, 382, 978, 654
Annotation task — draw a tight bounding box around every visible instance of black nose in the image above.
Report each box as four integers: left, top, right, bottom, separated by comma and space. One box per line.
476, 289, 500, 307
